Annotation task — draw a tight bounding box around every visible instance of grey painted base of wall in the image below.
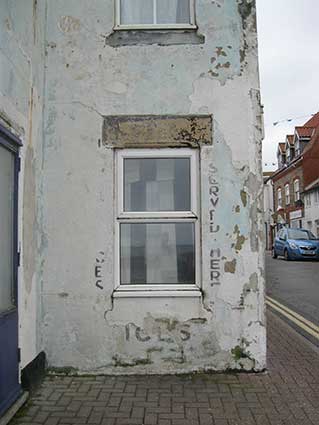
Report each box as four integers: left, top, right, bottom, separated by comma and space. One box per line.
21, 352, 46, 393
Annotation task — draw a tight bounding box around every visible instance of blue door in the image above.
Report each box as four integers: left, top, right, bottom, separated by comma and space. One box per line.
0, 125, 21, 416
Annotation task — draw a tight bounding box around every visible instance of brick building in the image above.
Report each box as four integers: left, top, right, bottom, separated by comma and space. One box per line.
271, 112, 319, 230
302, 114, 319, 236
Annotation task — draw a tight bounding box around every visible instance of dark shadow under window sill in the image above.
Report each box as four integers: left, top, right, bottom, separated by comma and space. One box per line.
105, 29, 205, 47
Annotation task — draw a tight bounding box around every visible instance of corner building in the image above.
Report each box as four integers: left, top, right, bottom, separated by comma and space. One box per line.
0, 2, 265, 410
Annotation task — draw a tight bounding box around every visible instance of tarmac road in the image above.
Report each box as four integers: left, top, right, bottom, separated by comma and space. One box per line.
265, 252, 319, 333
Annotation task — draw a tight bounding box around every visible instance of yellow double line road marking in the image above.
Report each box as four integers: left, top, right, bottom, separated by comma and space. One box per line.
266, 295, 319, 340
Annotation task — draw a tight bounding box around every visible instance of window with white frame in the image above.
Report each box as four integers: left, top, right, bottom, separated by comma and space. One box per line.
277, 188, 282, 208
286, 146, 290, 162
314, 189, 319, 204
285, 183, 290, 205
115, 149, 200, 295
295, 138, 300, 156
115, 0, 196, 29
294, 179, 300, 201
305, 193, 311, 207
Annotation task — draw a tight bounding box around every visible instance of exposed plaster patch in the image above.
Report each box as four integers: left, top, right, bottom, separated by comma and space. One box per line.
237, 0, 254, 30
237, 0, 257, 72
244, 172, 262, 252
243, 272, 258, 293
240, 190, 247, 207
235, 205, 240, 213
233, 225, 246, 252
244, 172, 260, 195
249, 201, 259, 252
224, 259, 237, 274
208, 46, 234, 83
58, 16, 81, 34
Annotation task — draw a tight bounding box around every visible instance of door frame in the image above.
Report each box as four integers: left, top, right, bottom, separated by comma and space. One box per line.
0, 123, 22, 416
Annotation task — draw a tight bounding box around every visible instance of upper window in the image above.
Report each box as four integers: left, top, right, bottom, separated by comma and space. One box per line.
284, 184, 290, 205
115, 0, 196, 30
115, 148, 200, 296
295, 138, 300, 156
305, 193, 311, 207
277, 188, 282, 208
294, 179, 300, 202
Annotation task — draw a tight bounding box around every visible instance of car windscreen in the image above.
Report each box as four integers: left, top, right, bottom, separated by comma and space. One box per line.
287, 229, 317, 240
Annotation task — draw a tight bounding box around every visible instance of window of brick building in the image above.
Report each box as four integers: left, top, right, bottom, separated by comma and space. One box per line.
277, 188, 282, 209
285, 184, 290, 205
294, 179, 300, 202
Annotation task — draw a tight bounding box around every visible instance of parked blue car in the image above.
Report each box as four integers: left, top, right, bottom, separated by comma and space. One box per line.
272, 228, 319, 261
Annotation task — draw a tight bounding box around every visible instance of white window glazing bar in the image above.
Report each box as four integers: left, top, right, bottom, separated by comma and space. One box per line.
153, 0, 157, 24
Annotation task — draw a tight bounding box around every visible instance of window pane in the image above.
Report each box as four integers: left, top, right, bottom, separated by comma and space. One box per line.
0, 145, 14, 313
120, 222, 195, 284
120, 0, 153, 24
124, 158, 190, 211
157, 0, 190, 24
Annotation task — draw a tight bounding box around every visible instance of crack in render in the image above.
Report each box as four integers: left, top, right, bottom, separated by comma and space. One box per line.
104, 293, 114, 321
53, 100, 104, 118
70, 101, 104, 117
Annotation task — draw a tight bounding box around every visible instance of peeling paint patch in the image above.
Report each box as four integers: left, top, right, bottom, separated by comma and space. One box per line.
208, 46, 233, 82
243, 272, 258, 294
240, 190, 247, 207
224, 259, 237, 274
237, 0, 256, 31
233, 225, 246, 252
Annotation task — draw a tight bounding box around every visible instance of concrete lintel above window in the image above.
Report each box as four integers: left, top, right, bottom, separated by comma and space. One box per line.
104, 29, 204, 47
102, 115, 213, 148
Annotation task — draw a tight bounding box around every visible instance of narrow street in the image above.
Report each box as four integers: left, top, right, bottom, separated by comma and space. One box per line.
265, 252, 319, 345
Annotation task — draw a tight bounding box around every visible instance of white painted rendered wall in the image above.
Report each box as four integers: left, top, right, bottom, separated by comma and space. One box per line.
2, 0, 266, 374
40, 0, 266, 374
0, 0, 46, 369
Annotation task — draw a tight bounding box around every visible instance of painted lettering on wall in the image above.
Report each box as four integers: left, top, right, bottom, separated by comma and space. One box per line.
124, 320, 200, 344
208, 164, 221, 286
94, 251, 105, 289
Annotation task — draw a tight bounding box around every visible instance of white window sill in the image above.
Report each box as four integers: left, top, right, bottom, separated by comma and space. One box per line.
113, 24, 197, 31
113, 285, 201, 298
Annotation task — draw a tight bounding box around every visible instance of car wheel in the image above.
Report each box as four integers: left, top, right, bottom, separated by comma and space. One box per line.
284, 249, 290, 261
272, 247, 277, 259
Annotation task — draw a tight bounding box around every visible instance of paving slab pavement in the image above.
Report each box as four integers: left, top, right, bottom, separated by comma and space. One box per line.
9, 311, 319, 425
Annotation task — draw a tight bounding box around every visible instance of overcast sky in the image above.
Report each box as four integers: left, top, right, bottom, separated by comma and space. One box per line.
256, 0, 319, 171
